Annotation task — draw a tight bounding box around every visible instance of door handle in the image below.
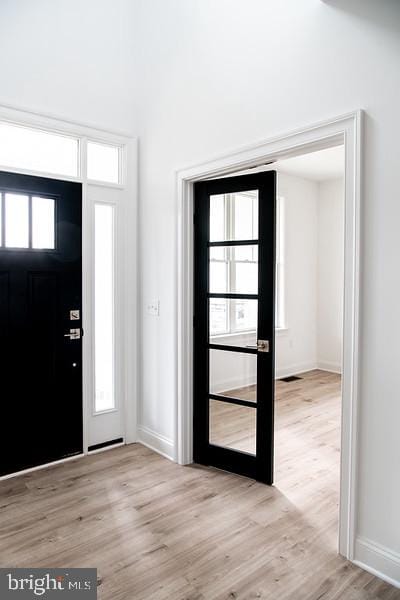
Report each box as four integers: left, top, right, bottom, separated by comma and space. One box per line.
64, 328, 81, 340
257, 339, 269, 353
245, 340, 270, 352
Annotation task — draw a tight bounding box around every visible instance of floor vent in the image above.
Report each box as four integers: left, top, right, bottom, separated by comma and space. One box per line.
281, 375, 303, 382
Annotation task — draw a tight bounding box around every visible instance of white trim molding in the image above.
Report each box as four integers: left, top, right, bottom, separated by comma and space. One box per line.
354, 537, 400, 589
176, 111, 363, 562
137, 426, 175, 462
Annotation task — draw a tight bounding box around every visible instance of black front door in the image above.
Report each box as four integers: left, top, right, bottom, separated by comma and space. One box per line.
194, 172, 276, 483
0, 171, 83, 476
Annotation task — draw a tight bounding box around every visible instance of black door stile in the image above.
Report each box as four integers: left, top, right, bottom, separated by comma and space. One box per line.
0, 171, 83, 476
194, 171, 276, 484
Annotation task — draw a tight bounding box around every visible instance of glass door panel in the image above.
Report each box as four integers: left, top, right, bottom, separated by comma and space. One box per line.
209, 400, 256, 455
209, 298, 258, 347
210, 190, 259, 242
194, 171, 276, 484
209, 349, 257, 403
209, 245, 258, 295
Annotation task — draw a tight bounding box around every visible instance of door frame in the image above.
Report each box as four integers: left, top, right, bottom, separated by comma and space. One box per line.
0, 104, 138, 470
176, 110, 363, 560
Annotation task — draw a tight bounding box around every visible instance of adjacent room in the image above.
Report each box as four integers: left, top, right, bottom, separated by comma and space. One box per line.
208, 146, 345, 550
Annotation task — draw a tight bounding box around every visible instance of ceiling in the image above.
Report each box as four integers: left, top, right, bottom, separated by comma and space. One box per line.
226, 144, 345, 182
275, 145, 344, 181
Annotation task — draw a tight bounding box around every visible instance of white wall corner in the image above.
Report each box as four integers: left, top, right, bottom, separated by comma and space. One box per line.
275, 362, 318, 380
317, 360, 342, 374
137, 425, 175, 462
354, 537, 400, 589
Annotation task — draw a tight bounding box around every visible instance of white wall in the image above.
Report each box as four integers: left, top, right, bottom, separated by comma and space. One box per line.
0, 0, 136, 133
317, 179, 345, 373
276, 172, 318, 378
132, 0, 400, 583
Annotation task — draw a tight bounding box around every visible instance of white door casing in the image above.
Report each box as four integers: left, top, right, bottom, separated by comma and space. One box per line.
176, 111, 362, 560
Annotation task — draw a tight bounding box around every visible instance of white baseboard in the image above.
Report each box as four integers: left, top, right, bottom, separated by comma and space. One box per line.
276, 361, 318, 379
354, 537, 400, 589
317, 360, 342, 374
276, 361, 342, 379
213, 374, 256, 395
213, 361, 341, 392
137, 425, 175, 461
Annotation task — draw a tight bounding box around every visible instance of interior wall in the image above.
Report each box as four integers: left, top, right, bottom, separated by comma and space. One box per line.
317, 178, 345, 373
275, 172, 318, 378
132, 0, 400, 582
0, 0, 136, 133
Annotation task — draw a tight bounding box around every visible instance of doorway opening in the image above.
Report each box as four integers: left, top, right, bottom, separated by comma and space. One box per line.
192, 143, 345, 549
271, 145, 345, 557
177, 111, 362, 559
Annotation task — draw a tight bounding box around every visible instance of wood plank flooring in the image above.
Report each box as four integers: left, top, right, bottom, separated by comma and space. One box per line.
1, 370, 399, 599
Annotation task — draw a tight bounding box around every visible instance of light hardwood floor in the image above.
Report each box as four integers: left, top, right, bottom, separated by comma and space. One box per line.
1, 370, 399, 599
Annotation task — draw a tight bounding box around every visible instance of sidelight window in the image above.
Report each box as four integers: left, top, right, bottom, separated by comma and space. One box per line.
94, 203, 115, 413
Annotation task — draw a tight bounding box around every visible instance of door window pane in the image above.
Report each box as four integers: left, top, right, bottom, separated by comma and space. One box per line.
95, 204, 115, 412
32, 197, 55, 249
5, 193, 29, 248
234, 298, 258, 333
210, 194, 226, 242
87, 142, 120, 184
235, 261, 258, 294
233, 191, 258, 240
209, 298, 228, 336
210, 298, 257, 342
209, 190, 258, 242
0, 122, 78, 177
209, 399, 256, 455
210, 348, 257, 402
209, 248, 228, 293
209, 245, 258, 294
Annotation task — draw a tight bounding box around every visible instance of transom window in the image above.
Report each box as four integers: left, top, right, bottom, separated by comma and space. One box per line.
0, 121, 123, 184
209, 192, 285, 337
0, 192, 56, 250
0, 122, 78, 178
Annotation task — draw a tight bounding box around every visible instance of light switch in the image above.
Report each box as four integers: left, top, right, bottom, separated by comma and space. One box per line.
147, 300, 160, 316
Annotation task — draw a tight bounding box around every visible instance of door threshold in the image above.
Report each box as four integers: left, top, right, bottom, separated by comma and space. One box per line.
88, 438, 125, 454
0, 453, 84, 482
